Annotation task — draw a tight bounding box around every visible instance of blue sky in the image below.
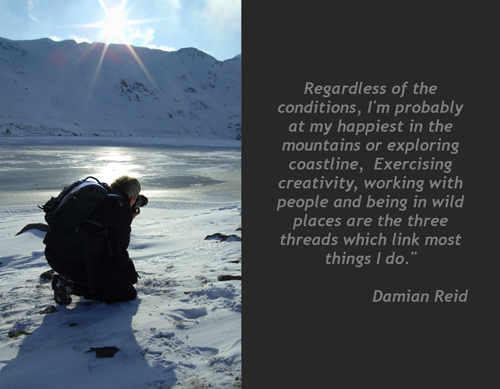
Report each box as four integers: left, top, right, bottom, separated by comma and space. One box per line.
0, 0, 241, 60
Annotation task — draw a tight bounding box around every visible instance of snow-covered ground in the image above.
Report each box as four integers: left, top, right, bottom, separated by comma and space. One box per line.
0, 138, 242, 388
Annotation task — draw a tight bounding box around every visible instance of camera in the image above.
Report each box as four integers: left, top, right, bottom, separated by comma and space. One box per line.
133, 194, 148, 211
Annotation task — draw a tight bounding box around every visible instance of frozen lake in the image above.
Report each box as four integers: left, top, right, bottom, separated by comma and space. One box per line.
0, 139, 241, 207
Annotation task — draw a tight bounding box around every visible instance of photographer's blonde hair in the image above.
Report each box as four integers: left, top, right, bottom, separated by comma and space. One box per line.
110, 175, 141, 201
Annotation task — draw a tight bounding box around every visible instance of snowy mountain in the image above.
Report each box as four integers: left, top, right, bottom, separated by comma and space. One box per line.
0, 37, 241, 140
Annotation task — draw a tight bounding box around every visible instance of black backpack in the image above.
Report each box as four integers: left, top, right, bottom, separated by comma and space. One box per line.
40, 177, 121, 292
40, 176, 110, 237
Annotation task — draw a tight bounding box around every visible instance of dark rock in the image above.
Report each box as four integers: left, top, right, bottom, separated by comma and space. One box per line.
41, 305, 58, 314
40, 269, 55, 280
8, 330, 31, 338
205, 233, 241, 242
218, 275, 241, 281
87, 346, 120, 358
16, 223, 49, 236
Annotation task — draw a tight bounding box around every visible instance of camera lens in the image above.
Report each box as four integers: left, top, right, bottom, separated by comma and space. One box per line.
137, 195, 148, 207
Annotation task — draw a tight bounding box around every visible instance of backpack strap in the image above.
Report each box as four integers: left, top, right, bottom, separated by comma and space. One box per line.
83, 220, 114, 257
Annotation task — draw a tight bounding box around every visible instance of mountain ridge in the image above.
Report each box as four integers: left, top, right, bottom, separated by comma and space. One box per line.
0, 37, 241, 140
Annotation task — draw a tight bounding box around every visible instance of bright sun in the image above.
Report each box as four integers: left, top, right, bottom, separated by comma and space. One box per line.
99, 0, 128, 43
80, 0, 158, 100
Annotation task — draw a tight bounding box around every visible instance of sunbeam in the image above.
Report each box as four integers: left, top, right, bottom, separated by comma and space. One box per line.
80, 0, 160, 102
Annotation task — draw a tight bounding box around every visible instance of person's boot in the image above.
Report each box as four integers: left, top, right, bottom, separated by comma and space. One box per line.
51, 274, 73, 305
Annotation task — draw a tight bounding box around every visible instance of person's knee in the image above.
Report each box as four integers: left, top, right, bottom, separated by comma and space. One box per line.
125, 286, 137, 301
114, 285, 137, 303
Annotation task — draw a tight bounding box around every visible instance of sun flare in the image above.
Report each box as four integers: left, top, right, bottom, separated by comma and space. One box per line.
99, 0, 128, 43
76, 0, 160, 104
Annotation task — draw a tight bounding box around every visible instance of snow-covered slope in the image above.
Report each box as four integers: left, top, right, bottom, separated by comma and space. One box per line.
0, 37, 241, 140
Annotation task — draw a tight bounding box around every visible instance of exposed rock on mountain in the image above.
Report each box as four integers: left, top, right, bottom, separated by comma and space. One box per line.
0, 37, 241, 139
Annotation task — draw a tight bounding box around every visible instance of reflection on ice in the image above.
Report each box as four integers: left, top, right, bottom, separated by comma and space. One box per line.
0, 144, 241, 206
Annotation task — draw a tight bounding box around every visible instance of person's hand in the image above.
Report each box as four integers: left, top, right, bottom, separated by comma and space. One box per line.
132, 207, 140, 219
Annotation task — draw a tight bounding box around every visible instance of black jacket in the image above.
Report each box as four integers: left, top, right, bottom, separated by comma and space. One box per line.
43, 192, 133, 268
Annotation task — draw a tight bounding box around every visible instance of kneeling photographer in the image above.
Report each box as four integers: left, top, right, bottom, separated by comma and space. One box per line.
44, 175, 148, 305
